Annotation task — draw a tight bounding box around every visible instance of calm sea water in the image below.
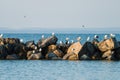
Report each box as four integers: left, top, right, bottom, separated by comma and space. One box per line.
1, 33, 120, 80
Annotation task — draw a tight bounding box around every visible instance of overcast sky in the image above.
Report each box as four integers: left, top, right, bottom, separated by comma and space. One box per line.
0, 0, 120, 33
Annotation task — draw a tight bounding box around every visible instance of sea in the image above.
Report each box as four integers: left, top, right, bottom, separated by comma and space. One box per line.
0, 33, 120, 80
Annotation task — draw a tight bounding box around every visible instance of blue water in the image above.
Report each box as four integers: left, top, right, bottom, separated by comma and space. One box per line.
1, 33, 120, 80
3, 33, 120, 44
0, 60, 120, 80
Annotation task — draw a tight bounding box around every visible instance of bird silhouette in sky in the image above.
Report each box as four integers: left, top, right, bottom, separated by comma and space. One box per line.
24, 16, 26, 18
82, 25, 85, 28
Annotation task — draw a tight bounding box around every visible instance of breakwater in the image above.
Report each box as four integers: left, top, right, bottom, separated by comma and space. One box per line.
0, 33, 120, 60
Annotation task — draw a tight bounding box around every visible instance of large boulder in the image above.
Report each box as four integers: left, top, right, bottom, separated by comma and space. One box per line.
78, 42, 102, 60
39, 36, 58, 48
38, 36, 58, 58
27, 50, 42, 60
98, 38, 120, 60
53, 49, 64, 58
57, 43, 71, 56
0, 45, 8, 59
98, 38, 114, 52
25, 40, 37, 51
63, 42, 82, 60
45, 49, 64, 60
13, 43, 27, 59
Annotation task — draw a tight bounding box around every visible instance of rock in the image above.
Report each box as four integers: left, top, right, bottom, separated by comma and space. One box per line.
102, 50, 113, 60
57, 43, 70, 55
48, 45, 57, 53
25, 40, 35, 48
0, 38, 4, 45
80, 54, 90, 60
37, 38, 46, 48
0, 45, 8, 59
45, 52, 58, 60
98, 38, 120, 60
39, 36, 58, 48
53, 49, 64, 58
68, 54, 78, 60
6, 54, 19, 60
98, 38, 114, 52
27, 50, 42, 60
78, 42, 101, 60
4, 38, 20, 44
63, 42, 82, 60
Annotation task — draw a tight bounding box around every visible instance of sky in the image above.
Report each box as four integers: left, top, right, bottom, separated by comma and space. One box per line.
0, 0, 120, 33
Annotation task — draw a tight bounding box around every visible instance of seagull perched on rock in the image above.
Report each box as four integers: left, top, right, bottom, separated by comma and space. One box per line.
71, 40, 74, 44
39, 48, 42, 52
52, 32, 55, 36
41, 35, 44, 39
93, 35, 99, 43
35, 46, 37, 50
20, 39, 23, 43
104, 35, 108, 40
110, 34, 115, 38
94, 35, 99, 39
66, 37, 69, 41
77, 37, 81, 42
65, 37, 69, 44
33, 50, 35, 54
59, 41, 63, 45
87, 37, 90, 41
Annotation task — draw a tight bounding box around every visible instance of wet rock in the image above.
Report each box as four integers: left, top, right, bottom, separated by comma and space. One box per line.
45, 52, 58, 60
6, 54, 19, 60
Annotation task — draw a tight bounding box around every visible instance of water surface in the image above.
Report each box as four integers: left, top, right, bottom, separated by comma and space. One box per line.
0, 60, 120, 80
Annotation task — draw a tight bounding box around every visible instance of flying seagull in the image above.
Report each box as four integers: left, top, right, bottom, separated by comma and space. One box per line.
82, 25, 85, 28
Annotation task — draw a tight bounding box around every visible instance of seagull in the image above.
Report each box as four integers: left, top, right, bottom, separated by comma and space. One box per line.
52, 32, 55, 36
35, 46, 37, 50
77, 37, 81, 41
82, 25, 85, 28
24, 16, 26, 18
41, 35, 44, 39
87, 37, 90, 41
0, 34, 3, 38
104, 35, 108, 40
110, 34, 115, 38
71, 40, 74, 44
59, 41, 62, 45
94, 35, 98, 39
20, 39, 23, 42
39, 48, 42, 52
33, 50, 35, 54
66, 37, 69, 41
